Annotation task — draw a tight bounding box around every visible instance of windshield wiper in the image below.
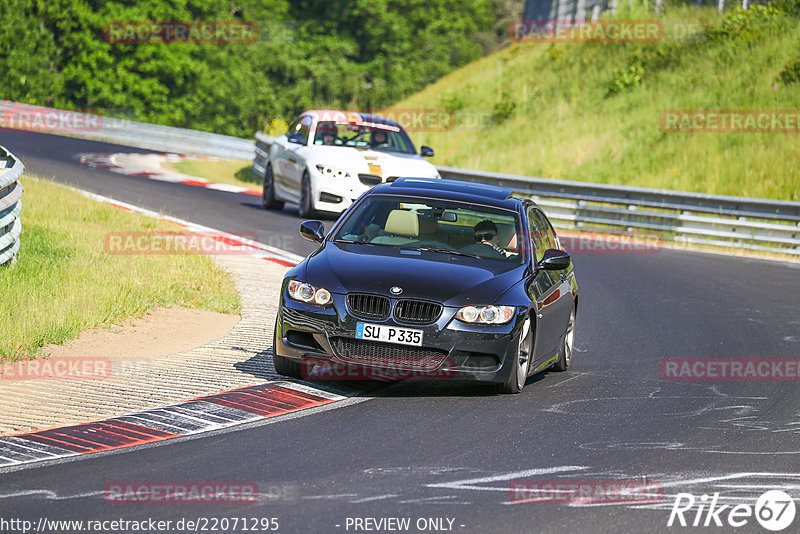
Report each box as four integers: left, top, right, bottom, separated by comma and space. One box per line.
407, 247, 481, 259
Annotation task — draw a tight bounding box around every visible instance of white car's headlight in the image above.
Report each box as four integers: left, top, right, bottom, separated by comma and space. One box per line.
315, 164, 350, 179
288, 280, 332, 306
455, 305, 515, 324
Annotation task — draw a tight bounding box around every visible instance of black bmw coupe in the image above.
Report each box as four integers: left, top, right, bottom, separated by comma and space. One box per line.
273, 177, 578, 393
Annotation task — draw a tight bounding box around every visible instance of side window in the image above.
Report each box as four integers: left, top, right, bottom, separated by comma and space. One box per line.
285, 118, 300, 136
528, 208, 557, 262
536, 209, 559, 251
297, 116, 312, 144
527, 208, 547, 263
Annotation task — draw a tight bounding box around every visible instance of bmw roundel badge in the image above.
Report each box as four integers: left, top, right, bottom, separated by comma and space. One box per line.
390, 286, 403, 295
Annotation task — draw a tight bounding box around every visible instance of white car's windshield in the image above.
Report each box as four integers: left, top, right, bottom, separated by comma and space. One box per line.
313, 121, 416, 154
333, 195, 524, 263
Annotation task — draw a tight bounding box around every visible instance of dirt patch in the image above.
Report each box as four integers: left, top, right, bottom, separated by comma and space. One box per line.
40, 307, 240, 361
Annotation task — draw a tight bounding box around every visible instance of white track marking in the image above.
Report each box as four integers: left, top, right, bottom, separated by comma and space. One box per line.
350, 494, 400, 504
426, 466, 588, 492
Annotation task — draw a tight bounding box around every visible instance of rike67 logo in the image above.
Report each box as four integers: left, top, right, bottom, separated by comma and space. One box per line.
668, 490, 796, 531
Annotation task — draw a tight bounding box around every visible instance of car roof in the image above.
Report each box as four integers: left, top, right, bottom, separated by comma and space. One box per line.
370, 177, 525, 210
300, 110, 401, 129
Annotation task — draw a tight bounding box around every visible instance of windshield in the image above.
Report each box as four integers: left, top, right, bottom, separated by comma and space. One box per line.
333, 195, 524, 263
313, 121, 416, 154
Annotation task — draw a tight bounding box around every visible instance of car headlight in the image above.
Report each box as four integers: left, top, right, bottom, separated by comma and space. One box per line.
315, 164, 350, 179
287, 280, 332, 306
455, 305, 515, 324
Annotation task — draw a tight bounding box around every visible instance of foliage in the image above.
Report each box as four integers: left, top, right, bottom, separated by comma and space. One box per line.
777, 57, 800, 83
606, 59, 645, 97
394, 4, 800, 200
266, 118, 289, 137
703, 5, 791, 43
0, 0, 518, 138
491, 90, 516, 123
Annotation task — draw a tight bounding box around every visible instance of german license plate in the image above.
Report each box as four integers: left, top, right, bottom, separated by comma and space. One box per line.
356, 323, 423, 346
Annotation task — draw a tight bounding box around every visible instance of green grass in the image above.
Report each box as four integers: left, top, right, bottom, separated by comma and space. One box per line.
395, 3, 800, 200
167, 159, 257, 189
0, 176, 240, 361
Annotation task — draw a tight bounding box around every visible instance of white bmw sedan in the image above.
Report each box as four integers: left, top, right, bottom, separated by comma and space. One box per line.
262, 110, 440, 217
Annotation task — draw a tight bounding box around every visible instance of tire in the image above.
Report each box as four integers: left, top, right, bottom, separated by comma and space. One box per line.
262, 164, 284, 210
272, 320, 301, 379
500, 316, 532, 394
273, 354, 302, 379
299, 171, 317, 218
553, 306, 576, 372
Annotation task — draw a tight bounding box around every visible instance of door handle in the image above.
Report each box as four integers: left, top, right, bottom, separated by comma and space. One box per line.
288, 157, 298, 164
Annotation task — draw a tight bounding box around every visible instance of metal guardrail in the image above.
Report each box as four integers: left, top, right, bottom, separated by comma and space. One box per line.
437, 167, 800, 255
252, 131, 800, 255
0, 145, 24, 266
0, 101, 254, 160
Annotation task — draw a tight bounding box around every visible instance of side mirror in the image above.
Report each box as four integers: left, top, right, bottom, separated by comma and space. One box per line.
538, 249, 571, 270
420, 146, 435, 157
288, 133, 305, 145
300, 220, 325, 243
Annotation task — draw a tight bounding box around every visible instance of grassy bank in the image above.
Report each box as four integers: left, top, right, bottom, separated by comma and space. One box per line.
396, 4, 800, 200
166, 159, 256, 189
0, 177, 240, 361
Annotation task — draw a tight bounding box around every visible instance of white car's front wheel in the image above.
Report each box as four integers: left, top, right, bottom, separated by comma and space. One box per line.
262, 164, 284, 210
299, 171, 317, 218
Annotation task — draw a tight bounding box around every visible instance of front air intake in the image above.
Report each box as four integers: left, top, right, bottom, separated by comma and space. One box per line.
347, 293, 391, 320
393, 299, 442, 324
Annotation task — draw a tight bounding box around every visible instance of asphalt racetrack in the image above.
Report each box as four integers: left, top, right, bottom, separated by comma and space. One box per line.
1, 129, 799, 533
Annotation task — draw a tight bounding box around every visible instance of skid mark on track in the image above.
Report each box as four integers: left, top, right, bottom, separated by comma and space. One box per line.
579, 440, 800, 455
417, 467, 800, 510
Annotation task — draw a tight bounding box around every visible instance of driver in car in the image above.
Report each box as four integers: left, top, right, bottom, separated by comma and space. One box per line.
316, 122, 338, 145
463, 219, 511, 258
370, 129, 389, 147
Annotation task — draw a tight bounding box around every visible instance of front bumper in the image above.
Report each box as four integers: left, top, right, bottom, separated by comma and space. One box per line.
274, 292, 525, 384
310, 169, 372, 213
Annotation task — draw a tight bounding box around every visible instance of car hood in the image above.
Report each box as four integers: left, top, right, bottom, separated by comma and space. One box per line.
308, 147, 439, 179
304, 242, 525, 306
